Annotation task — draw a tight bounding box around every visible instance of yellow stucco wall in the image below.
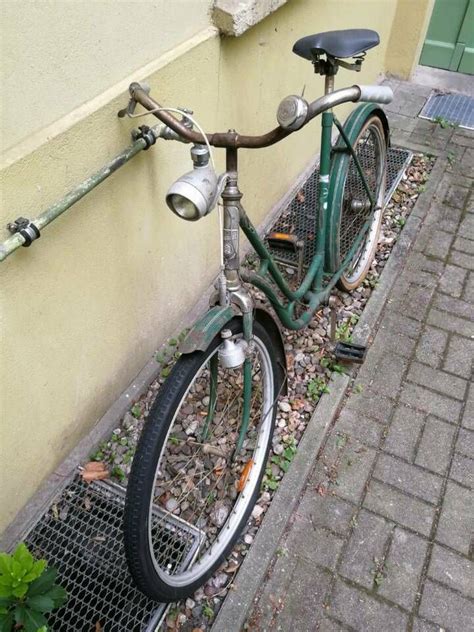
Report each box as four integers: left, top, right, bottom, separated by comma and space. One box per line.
1, 0, 415, 533
385, 0, 435, 79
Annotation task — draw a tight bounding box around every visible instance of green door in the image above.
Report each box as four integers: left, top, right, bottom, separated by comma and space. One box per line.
420, 0, 474, 74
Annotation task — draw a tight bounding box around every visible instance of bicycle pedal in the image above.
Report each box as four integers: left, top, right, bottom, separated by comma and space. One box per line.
334, 341, 367, 364
267, 232, 304, 253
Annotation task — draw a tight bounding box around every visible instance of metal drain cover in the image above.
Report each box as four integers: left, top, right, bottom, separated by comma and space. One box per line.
419, 92, 474, 130
24, 478, 202, 632
265, 146, 412, 268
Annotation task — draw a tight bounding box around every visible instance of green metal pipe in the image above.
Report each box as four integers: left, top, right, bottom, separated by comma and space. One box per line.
0, 136, 149, 263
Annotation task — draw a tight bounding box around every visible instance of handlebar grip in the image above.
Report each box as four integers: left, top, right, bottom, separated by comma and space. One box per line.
357, 85, 394, 105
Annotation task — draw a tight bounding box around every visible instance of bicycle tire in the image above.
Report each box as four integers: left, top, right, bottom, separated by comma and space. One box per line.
331, 114, 387, 291
123, 318, 279, 602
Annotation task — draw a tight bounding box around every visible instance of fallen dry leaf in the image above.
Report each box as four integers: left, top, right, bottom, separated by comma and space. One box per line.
315, 484, 327, 497
81, 461, 109, 483
95, 622, 103, 632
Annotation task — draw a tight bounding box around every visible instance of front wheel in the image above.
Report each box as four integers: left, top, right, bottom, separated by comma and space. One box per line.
331, 114, 387, 291
123, 318, 279, 602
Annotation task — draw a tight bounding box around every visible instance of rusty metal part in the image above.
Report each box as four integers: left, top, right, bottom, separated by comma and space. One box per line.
128, 83, 362, 149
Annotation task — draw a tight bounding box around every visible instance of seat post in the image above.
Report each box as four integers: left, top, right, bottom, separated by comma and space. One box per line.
325, 74, 335, 95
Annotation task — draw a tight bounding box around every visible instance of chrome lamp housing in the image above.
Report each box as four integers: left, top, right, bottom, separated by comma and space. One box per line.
166, 145, 221, 221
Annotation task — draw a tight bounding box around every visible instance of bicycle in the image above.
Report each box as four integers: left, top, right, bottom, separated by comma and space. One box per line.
119, 28, 393, 603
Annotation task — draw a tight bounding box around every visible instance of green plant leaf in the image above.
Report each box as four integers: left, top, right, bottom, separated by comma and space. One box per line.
27, 568, 57, 597
0, 554, 11, 576
23, 560, 46, 584
12, 582, 29, 598
15, 604, 48, 632
43, 585, 67, 608
13, 544, 34, 573
0, 586, 12, 599
26, 595, 55, 613
0, 610, 14, 632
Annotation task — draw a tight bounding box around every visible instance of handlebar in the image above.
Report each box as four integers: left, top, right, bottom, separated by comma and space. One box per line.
127, 82, 393, 149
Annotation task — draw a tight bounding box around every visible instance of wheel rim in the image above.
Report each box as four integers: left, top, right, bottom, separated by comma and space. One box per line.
147, 332, 274, 587
340, 121, 385, 286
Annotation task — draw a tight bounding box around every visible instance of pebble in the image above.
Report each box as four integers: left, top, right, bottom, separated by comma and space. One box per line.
278, 401, 292, 413
252, 504, 264, 520
244, 534, 253, 544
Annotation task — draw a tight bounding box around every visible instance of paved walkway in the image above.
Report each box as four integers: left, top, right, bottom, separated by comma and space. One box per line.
245, 80, 473, 631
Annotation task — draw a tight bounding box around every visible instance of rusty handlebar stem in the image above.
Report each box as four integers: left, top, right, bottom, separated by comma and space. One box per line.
128, 82, 363, 149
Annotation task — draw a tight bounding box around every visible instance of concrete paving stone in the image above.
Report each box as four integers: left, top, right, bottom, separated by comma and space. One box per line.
363, 354, 408, 400
378, 527, 428, 610
382, 311, 423, 339
332, 445, 377, 504
272, 562, 330, 632
384, 405, 425, 462
412, 617, 444, 632
369, 329, 417, 360
427, 307, 474, 338
455, 427, 474, 459
407, 252, 445, 276
284, 516, 344, 571
345, 391, 394, 424
462, 383, 474, 430
452, 129, 474, 147
316, 617, 347, 631
450, 249, 474, 270
406, 269, 439, 289
329, 579, 408, 632
435, 481, 473, 555
459, 148, 474, 178
424, 230, 454, 260
437, 207, 463, 234
444, 185, 470, 209
386, 111, 418, 133
364, 480, 435, 537
385, 91, 426, 117
410, 133, 447, 151
434, 292, 474, 320
415, 326, 449, 368
296, 490, 356, 538
374, 453, 443, 505
397, 283, 436, 321
439, 263, 468, 297
454, 235, 474, 254
400, 383, 463, 424
415, 416, 456, 475
419, 579, 474, 631
407, 361, 468, 400
334, 408, 385, 449
339, 509, 393, 589
449, 452, 474, 488
428, 544, 474, 598
246, 553, 299, 632
463, 271, 474, 302
443, 334, 474, 378
460, 213, 474, 239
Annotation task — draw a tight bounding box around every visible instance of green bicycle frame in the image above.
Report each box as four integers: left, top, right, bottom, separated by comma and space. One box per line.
238, 105, 378, 331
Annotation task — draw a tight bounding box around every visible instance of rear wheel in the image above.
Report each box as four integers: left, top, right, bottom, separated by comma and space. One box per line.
123, 318, 278, 602
334, 115, 387, 291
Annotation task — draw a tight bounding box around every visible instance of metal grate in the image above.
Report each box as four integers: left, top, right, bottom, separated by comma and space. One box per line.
265, 146, 412, 270
419, 92, 474, 130
24, 477, 202, 632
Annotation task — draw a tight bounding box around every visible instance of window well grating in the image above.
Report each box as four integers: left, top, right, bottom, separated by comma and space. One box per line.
419, 92, 474, 130
23, 477, 202, 632
265, 146, 412, 269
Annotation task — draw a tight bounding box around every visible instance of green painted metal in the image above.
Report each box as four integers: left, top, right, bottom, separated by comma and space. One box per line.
179, 305, 235, 354
313, 111, 333, 290
420, 0, 474, 74
236, 358, 253, 454
325, 104, 383, 273
201, 354, 218, 441
0, 137, 148, 263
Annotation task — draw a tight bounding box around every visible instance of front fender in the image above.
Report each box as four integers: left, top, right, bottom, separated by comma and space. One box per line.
179, 305, 236, 354
179, 302, 288, 397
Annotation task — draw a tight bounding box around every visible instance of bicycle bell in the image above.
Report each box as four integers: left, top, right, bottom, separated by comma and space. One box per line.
277, 95, 309, 131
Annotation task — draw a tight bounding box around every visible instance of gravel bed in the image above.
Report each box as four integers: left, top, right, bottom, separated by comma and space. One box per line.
89, 153, 433, 631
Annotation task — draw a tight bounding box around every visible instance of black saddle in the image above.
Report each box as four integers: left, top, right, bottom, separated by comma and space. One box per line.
293, 29, 379, 60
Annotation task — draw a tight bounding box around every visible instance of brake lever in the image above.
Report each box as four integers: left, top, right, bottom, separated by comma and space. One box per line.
117, 82, 151, 118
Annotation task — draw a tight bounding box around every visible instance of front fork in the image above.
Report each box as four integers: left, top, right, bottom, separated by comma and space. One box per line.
207, 172, 255, 454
